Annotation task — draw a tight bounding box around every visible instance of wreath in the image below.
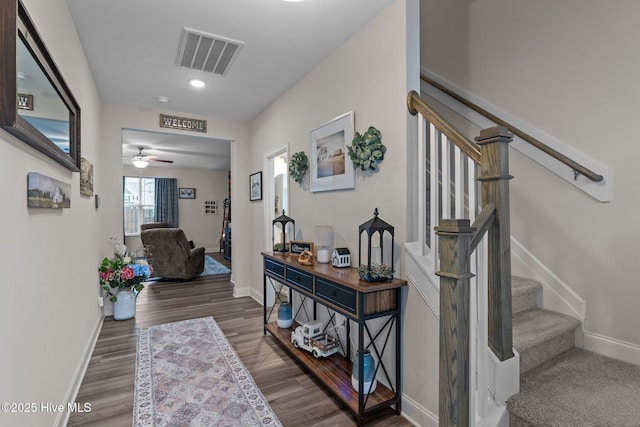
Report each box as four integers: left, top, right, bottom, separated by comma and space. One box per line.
347, 126, 386, 171
289, 151, 309, 184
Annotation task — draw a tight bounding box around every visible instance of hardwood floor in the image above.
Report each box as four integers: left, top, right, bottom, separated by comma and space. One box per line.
68, 253, 411, 426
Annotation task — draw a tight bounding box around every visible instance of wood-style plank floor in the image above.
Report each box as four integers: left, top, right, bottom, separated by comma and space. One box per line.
68, 253, 411, 426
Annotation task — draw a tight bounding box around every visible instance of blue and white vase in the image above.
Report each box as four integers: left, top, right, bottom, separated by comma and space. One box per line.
113, 287, 136, 320
351, 349, 377, 394
277, 301, 293, 328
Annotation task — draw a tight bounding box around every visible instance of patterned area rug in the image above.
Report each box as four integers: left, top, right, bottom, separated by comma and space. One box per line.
134, 317, 281, 427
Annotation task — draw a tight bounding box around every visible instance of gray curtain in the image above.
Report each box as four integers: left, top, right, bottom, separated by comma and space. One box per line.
154, 178, 179, 228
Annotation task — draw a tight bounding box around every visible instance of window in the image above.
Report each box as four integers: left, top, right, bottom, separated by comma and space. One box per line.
123, 177, 155, 235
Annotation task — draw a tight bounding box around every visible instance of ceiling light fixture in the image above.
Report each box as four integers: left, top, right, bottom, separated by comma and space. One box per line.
132, 155, 149, 169
188, 78, 206, 88
156, 96, 170, 104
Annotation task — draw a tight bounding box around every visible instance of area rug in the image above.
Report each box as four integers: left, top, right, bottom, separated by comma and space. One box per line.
202, 255, 231, 276
134, 317, 281, 427
147, 255, 230, 282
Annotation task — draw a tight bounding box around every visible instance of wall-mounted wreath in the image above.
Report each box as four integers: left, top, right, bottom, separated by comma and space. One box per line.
348, 126, 386, 171
289, 151, 309, 184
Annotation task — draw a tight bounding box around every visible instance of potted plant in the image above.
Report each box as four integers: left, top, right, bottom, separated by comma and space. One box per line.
98, 240, 153, 320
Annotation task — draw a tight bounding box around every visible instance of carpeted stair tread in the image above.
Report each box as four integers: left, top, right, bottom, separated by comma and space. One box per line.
513, 308, 581, 373
512, 276, 542, 314
507, 347, 640, 427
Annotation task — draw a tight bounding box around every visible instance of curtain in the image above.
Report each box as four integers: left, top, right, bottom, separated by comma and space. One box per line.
154, 178, 179, 228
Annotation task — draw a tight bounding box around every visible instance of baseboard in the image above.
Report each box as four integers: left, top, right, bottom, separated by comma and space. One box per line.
584, 331, 640, 366
56, 314, 104, 427
404, 242, 439, 318
231, 277, 251, 298
511, 236, 586, 323
401, 393, 438, 427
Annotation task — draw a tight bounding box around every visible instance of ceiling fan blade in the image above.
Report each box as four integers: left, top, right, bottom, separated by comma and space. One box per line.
149, 158, 174, 163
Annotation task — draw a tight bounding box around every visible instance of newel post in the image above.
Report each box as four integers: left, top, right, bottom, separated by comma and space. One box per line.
436, 219, 476, 427
475, 126, 515, 361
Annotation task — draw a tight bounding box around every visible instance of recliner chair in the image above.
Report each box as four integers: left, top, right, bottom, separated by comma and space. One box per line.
140, 228, 205, 280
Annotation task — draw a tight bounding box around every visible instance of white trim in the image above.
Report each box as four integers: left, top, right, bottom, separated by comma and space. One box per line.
57, 314, 104, 427
230, 276, 251, 298
511, 236, 586, 323
584, 331, 640, 366
401, 393, 438, 427
405, 241, 439, 318
420, 68, 611, 202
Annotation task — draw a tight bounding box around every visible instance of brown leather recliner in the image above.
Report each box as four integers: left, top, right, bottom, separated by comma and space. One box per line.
140, 228, 204, 280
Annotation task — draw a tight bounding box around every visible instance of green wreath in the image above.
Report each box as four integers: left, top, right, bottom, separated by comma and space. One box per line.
289, 151, 309, 184
347, 126, 386, 171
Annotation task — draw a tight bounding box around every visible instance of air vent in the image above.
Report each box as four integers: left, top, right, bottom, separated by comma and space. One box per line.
176, 28, 244, 76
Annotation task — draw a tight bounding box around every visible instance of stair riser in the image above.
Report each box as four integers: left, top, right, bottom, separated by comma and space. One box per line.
520, 331, 574, 374
512, 290, 538, 315
509, 413, 535, 427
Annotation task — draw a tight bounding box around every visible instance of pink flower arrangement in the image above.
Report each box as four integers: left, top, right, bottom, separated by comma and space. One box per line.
98, 240, 153, 302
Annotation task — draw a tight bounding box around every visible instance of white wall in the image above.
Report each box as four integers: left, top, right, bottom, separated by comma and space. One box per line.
122, 165, 230, 252
248, 0, 415, 298
422, 0, 640, 358
0, 0, 103, 425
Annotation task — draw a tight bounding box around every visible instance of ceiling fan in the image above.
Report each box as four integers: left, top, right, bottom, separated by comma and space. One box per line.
131, 146, 173, 168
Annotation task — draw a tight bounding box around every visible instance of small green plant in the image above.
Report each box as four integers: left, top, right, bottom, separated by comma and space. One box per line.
357, 263, 394, 282
348, 126, 386, 172
289, 151, 309, 184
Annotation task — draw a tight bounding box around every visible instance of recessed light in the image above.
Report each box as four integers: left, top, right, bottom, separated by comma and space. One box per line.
156, 96, 170, 104
188, 78, 206, 88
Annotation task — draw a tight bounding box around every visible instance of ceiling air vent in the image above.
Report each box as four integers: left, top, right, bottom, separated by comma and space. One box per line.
176, 28, 244, 76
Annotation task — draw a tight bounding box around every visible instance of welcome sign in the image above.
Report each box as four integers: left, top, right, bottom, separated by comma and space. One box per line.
159, 114, 207, 133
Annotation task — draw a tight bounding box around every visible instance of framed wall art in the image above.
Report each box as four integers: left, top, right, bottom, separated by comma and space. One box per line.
179, 187, 196, 199
310, 111, 355, 192
27, 172, 71, 208
80, 157, 94, 196
250, 171, 262, 201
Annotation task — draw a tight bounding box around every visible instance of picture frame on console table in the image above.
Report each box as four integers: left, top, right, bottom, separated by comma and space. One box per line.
289, 240, 314, 255
310, 111, 355, 193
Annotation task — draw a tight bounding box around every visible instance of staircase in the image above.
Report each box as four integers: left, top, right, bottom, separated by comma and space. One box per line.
508, 277, 640, 426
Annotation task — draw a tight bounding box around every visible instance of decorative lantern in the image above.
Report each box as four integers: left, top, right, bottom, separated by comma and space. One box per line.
358, 208, 394, 281
273, 210, 295, 253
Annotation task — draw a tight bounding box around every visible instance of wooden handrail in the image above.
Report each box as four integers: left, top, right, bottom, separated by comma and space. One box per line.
407, 90, 481, 165
420, 74, 604, 183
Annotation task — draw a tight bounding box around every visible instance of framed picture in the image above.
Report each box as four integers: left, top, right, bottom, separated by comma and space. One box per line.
250, 171, 262, 201
179, 187, 196, 199
290, 240, 314, 255
310, 111, 355, 192
80, 157, 94, 197
27, 172, 71, 208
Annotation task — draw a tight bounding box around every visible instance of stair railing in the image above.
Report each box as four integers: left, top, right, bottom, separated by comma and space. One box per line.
420, 74, 603, 183
407, 90, 515, 426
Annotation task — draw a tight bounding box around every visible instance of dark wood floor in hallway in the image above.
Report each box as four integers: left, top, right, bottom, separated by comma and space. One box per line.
68, 253, 411, 426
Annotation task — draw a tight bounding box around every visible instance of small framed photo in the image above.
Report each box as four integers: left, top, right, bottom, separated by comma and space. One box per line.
310, 111, 355, 193
179, 187, 196, 199
290, 240, 314, 255
250, 171, 262, 201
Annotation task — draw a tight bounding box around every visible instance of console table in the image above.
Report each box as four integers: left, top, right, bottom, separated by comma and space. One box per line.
262, 252, 407, 425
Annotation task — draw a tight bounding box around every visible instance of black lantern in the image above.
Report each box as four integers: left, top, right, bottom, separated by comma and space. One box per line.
358, 208, 394, 281
273, 210, 295, 253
